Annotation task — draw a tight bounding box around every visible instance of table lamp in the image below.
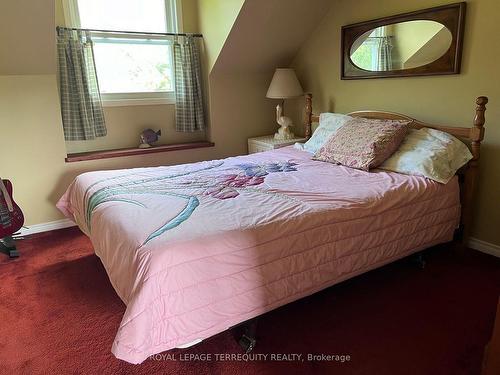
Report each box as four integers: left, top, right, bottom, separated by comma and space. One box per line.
266, 68, 304, 140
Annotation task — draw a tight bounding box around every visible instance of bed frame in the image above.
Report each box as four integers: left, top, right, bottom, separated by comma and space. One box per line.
238, 97, 488, 352
238, 96, 488, 353
304, 93, 488, 244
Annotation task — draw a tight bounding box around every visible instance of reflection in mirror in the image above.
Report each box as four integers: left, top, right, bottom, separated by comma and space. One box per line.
350, 21, 453, 72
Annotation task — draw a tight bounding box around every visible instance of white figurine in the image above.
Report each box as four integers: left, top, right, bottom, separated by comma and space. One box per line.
274, 104, 295, 140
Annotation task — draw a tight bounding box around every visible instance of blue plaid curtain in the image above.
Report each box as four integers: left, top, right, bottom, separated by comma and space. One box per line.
57, 28, 107, 141
174, 36, 205, 132
376, 36, 393, 71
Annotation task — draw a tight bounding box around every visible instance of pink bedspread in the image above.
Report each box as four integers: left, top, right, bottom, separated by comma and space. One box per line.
57, 146, 460, 363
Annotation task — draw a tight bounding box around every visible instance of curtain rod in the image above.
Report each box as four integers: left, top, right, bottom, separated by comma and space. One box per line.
56, 26, 203, 38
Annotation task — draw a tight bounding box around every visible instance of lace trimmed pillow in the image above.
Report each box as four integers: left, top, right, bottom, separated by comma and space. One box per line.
378, 128, 473, 184
314, 117, 411, 171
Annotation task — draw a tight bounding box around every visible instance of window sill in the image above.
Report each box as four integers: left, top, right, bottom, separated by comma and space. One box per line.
65, 141, 215, 163
102, 97, 176, 107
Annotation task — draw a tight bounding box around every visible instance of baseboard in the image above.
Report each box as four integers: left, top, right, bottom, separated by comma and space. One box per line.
16, 219, 77, 237
468, 237, 500, 258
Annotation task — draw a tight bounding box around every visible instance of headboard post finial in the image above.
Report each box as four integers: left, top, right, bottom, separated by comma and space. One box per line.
474, 96, 488, 129
304, 93, 312, 140
471, 96, 488, 160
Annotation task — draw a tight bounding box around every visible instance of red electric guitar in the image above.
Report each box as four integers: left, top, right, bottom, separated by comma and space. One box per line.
0, 178, 24, 258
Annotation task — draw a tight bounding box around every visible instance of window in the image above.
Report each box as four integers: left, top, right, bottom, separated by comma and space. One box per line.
351, 29, 383, 72
350, 27, 392, 72
70, 0, 180, 106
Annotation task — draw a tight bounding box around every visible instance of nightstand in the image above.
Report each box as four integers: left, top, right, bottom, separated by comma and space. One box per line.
247, 135, 307, 154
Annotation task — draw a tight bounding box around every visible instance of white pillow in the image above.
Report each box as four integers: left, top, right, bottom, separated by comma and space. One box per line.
378, 128, 473, 184
303, 113, 352, 153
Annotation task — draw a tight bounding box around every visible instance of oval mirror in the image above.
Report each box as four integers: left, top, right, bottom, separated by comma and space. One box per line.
350, 20, 453, 72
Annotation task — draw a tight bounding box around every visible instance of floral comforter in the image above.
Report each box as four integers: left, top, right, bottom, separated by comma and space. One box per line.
57, 146, 460, 363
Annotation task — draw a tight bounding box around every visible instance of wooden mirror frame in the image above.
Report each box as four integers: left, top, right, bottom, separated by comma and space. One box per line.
341, 2, 466, 79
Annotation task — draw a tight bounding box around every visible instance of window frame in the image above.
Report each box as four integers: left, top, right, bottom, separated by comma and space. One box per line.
65, 0, 182, 107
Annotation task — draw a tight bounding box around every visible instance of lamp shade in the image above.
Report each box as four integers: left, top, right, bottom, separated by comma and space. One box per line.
266, 68, 303, 99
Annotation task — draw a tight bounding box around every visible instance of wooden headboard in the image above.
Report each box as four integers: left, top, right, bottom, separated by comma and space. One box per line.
303, 93, 489, 243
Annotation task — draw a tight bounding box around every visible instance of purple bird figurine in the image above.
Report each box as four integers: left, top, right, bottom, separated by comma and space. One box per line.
139, 129, 162, 148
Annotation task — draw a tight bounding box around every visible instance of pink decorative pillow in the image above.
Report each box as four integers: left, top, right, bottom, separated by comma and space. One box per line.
313, 117, 410, 171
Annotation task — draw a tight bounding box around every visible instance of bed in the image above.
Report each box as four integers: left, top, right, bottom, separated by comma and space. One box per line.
57, 96, 488, 364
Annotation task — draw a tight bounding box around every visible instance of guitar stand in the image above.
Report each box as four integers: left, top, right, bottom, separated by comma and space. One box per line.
411, 251, 426, 269
238, 319, 258, 353
0, 236, 19, 258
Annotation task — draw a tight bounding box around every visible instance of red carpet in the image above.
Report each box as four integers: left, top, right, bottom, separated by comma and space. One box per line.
1, 227, 499, 375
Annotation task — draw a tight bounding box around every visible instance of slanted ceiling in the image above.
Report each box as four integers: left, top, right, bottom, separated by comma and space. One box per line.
211, 0, 333, 75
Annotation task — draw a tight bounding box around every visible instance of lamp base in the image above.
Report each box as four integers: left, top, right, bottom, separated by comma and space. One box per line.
274, 126, 295, 140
